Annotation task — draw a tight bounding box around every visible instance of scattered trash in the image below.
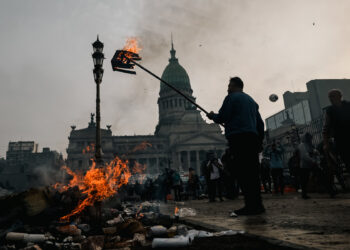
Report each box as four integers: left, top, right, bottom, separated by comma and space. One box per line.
6, 232, 47, 243
102, 226, 117, 235
198, 230, 214, 238
186, 229, 213, 239
77, 223, 90, 233
152, 235, 192, 248
107, 214, 125, 225
167, 226, 177, 238
56, 225, 81, 236
177, 207, 196, 217
213, 230, 245, 236
0, 195, 242, 250
150, 225, 168, 236
176, 224, 188, 236
230, 211, 238, 217
133, 232, 147, 246
82, 235, 104, 250
117, 218, 146, 237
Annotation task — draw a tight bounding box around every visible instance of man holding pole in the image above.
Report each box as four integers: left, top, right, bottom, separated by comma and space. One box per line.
207, 77, 265, 215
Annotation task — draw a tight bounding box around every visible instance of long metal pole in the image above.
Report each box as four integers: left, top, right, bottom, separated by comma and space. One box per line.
128, 58, 210, 115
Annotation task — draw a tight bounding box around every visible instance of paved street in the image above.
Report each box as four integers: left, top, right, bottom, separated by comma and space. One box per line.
160, 193, 350, 250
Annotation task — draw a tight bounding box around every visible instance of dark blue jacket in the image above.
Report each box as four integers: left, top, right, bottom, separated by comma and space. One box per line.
212, 92, 264, 140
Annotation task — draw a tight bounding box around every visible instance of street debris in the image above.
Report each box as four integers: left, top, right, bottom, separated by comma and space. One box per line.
229, 211, 238, 217
152, 236, 192, 248
0, 186, 248, 250
176, 208, 197, 218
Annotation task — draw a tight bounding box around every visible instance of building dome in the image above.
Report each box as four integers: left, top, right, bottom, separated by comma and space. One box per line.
160, 43, 191, 94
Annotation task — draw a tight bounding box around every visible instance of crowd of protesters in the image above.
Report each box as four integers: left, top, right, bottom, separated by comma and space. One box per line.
121, 84, 349, 217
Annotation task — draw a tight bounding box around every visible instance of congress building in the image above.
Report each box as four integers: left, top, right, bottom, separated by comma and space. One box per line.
66, 43, 226, 175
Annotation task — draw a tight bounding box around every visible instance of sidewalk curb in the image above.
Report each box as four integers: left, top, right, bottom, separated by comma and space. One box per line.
179, 217, 319, 250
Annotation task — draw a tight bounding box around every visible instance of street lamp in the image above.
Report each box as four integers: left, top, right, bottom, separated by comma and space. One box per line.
92, 36, 105, 166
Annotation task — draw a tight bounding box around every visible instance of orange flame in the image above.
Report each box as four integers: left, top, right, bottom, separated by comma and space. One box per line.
175, 206, 179, 216
123, 37, 142, 54
54, 141, 151, 222
117, 37, 142, 63
55, 156, 131, 222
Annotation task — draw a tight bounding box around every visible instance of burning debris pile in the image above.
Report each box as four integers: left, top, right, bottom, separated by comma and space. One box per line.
0, 141, 221, 250
0, 191, 245, 250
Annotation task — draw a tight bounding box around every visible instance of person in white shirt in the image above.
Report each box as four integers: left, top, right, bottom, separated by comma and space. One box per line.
206, 155, 224, 202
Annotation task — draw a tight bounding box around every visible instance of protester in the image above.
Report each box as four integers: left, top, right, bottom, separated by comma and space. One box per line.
207, 156, 224, 202
157, 169, 172, 203
187, 167, 200, 200
171, 170, 182, 201
317, 139, 348, 195
323, 89, 350, 172
268, 142, 285, 195
297, 133, 318, 199
260, 156, 272, 193
143, 178, 155, 201
316, 141, 337, 197
201, 152, 223, 202
288, 149, 301, 191
201, 153, 212, 198
207, 77, 265, 215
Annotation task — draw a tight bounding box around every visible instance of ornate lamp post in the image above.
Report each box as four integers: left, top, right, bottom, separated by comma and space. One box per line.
92, 36, 104, 166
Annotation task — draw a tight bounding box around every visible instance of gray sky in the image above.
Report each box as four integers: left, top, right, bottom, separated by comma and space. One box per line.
1, 0, 350, 158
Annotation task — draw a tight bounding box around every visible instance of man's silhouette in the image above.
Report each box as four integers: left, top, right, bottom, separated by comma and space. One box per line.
207, 77, 265, 215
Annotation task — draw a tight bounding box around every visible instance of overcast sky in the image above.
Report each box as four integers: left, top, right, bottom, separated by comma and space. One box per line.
1, 0, 350, 158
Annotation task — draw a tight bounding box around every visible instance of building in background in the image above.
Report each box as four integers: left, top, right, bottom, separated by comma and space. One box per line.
6, 141, 38, 167
66, 43, 227, 175
0, 142, 64, 191
266, 79, 350, 132
284, 79, 350, 119
266, 100, 312, 132
264, 79, 350, 171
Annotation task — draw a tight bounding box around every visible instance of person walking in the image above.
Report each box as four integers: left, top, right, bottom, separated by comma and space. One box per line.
268, 143, 285, 195
207, 77, 265, 215
206, 156, 224, 202
288, 149, 301, 191
171, 170, 182, 201
260, 156, 272, 193
323, 89, 350, 172
188, 167, 200, 200
298, 133, 318, 199
201, 152, 223, 202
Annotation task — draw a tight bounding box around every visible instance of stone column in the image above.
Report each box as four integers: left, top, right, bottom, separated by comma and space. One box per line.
146, 158, 150, 174
156, 157, 160, 174
196, 150, 200, 174
187, 151, 190, 171
177, 152, 182, 171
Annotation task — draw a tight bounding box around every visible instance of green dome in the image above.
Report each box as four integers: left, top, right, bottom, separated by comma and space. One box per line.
160, 44, 191, 93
